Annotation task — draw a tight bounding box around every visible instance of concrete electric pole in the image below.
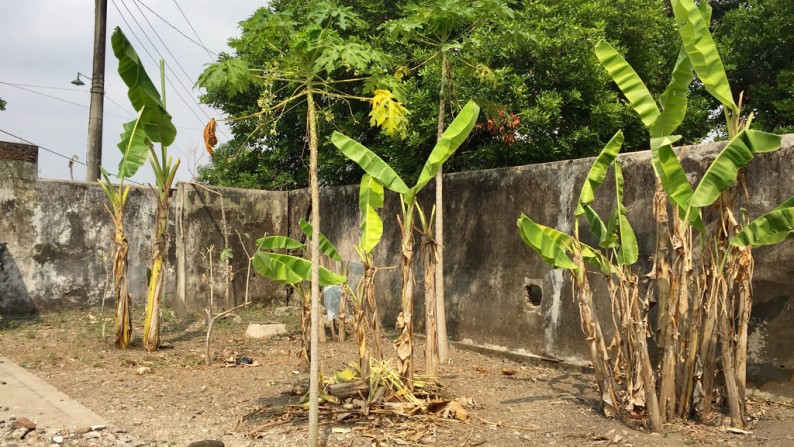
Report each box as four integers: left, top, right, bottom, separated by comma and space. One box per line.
85, 0, 107, 181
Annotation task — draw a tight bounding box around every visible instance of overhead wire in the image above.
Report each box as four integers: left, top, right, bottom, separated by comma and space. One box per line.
135, 0, 217, 59
0, 81, 134, 120
0, 128, 144, 185
171, 0, 215, 60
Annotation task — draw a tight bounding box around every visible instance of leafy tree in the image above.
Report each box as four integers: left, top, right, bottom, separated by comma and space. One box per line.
0, 97, 6, 111
199, 0, 712, 190
716, 0, 794, 133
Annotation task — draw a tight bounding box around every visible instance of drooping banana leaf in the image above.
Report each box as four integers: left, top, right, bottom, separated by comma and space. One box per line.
576, 130, 623, 215
256, 235, 305, 251
730, 203, 794, 247
582, 204, 618, 249
116, 108, 151, 178
358, 174, 384, 255
650, 140, 705, 232
517, 214, 577, 270
614, 161, 638, 266
253, 252, 346, 286
299, 219, 343, 262
595, 40, 660, 128
111, 27, 177, 146
411, 100, 480, 201
690, 130, 782, 208
650, 47, 693, 138
671, 0, 736, 113
538, 220, 614, 274
332, 132, 410, 195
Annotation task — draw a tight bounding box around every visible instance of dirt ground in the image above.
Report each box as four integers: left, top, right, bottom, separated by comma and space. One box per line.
1, 305, 793, 447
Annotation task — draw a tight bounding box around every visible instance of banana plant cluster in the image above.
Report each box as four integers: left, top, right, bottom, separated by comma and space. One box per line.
519, 0, 792, 432
97, 28, 179, 351
333, 99, 480, 388
251, 221, 346, 363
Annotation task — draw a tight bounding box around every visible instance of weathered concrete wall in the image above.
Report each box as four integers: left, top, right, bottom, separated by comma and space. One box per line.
0, 143, 289, 317
3, 136, 794, 396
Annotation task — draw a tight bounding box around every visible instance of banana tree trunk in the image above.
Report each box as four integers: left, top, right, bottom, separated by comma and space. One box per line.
734, 246, 753, 407
423, 236, 439, 378
698, 271, 720, 418
395, 204, 416, 389
364, 267, 382, 361
113, 234, 132, 349
143, 197, 168, 351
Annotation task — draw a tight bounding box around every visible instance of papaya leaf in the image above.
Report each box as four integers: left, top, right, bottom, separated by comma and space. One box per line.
256, 235, 305, 251
690, 130, 781, 208
614, 161, 638, 265
730, 205, 794, 248
299, 219, 343, 262
576, 130, 623, 215
651, 47, 693, 138
671, 0, 736, 112
369, 89, 409, 138
358, 174, 384, 255
195, 58, 252, 98
332, 132, 410, 195
111, 27, 177, 146
411, 100, 480, 200
116, 108, 151, 178
517, 214, 577, 270
595, 40, 660, 128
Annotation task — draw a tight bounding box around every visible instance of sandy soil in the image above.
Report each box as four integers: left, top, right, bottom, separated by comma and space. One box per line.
1, 305, 793, 447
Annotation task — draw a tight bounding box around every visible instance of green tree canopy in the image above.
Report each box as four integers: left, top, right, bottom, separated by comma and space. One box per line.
198, 0, 720, 190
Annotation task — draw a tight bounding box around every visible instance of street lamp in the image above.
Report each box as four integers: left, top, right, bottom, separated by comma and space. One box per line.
70, 72, 91, 86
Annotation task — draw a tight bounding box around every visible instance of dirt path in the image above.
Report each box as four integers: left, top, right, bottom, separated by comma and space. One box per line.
1, 306, 792, 446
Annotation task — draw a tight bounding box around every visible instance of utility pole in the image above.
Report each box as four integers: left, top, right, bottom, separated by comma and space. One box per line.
85, 0, 107, 181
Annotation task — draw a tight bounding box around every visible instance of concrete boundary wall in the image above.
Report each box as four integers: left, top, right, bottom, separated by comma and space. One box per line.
2, 136, 794, 396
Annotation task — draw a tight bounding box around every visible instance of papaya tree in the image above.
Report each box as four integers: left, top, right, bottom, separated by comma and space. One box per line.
196, 4, 407, 443
332, 99, 480, 388
383, 0, 514, 364
110, 27, 179, 352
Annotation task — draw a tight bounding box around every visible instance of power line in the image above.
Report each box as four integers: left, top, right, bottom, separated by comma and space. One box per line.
0, 128, 144, 185
0, 81, 135, 120
1, 80, 136, 116
135, 0, 217, 58
171, 0, 215, 60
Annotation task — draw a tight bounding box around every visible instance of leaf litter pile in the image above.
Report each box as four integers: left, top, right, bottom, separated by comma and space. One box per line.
242, 359, 477, 445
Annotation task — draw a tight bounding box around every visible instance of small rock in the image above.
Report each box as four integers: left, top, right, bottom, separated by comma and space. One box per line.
235, 357, 253, 366
187, 441, 224, 447
90, 424, 106, 432
136, 366, 152, 375
83, 431, 101, 439
76, 427, 91, 435
245, 323, 287, 339
52, 435, 64, 444
13, 416, 36, 430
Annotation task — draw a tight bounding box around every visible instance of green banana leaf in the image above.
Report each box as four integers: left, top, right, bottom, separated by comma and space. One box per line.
299, 219, 343, 262
116, 108, 151, 178
614, 161, 638, 265
331, 132, 410, 195
411, 100, 481, 200
537, 218, 614, 274
730, 203, 794, 248
256, 235, 305, 251
595, 40, 660, 128
253, 252, 346, 286
690, 130, 782, 208
650, 47, 693, 138
358, 174, 384, 255
650, 140, 705, 232
582, 204, 618, 249
671, 0, 736, 112
576, 130, 623, 215
517, 214, 577, 270
111, 27, 177, 146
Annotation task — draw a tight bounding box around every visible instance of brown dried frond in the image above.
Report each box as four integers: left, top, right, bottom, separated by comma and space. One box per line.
203, 118, 218, 158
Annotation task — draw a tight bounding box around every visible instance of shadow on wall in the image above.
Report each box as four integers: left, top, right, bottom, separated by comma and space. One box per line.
0, 242, 38, 322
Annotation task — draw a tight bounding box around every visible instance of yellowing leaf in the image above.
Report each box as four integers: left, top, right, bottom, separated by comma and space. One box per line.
369, 89, 409, 138
334, 368, 357, 383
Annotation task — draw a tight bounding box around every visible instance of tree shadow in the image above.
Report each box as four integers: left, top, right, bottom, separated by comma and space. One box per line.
0, 242, 38, 327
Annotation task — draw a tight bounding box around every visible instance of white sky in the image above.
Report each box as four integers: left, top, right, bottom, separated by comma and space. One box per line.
0, 0, 263, 184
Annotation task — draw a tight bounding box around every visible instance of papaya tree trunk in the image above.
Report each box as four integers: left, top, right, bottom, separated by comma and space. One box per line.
434, 51, 450, 364
306, 88, 321, 447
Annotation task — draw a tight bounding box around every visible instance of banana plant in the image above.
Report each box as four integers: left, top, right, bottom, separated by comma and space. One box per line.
252, 231, 346, 363
111, 27, 180, 352
518, 131, 664, 431
332, 99, 480, 388
596, 0, 784, 427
